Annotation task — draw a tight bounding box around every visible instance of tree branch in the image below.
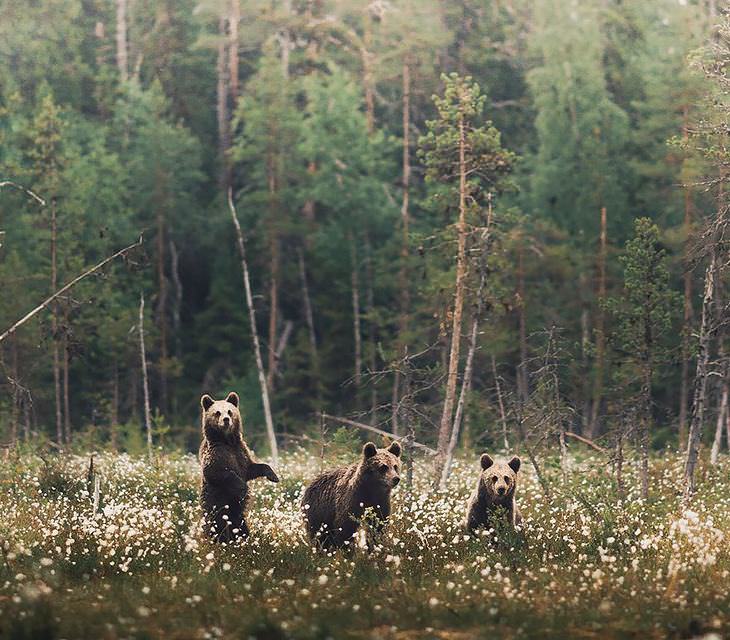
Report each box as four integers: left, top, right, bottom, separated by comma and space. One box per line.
0, 235, 143, 344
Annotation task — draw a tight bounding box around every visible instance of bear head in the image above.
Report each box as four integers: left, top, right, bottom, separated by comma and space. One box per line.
479, 453, 520, 500
361, 441, 402, 490
200, 392, 243, 441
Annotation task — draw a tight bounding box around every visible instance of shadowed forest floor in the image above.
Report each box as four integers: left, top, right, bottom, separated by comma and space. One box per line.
0, 448, 728, 639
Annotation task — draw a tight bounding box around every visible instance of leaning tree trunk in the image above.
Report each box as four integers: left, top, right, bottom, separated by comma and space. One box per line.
684, 246, 717, 497
435, 104, 468, 480
228, 190, 279, 466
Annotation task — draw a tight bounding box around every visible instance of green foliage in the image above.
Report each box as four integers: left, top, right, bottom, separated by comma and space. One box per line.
606, 217, 678, 369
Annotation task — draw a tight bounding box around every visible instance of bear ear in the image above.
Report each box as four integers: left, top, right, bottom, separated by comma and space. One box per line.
387, 441, 401, 458
480, 453, 494, 470
508, 456, 521, 474
363, 442, 378, 459
225, 391, 239, 408
201, 394, 214, 411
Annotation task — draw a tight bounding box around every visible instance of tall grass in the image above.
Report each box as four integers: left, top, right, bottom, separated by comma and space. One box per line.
0, 448, 727, 639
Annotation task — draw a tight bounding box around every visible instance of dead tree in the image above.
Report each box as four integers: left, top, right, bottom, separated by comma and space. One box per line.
228, 189, 279, 465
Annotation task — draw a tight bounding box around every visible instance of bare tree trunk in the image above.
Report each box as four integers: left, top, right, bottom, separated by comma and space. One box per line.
589, 206, 607, 438
436, 104, 469, 478
516, 242, 528, 404
580, 272, 591, 433
711, 261, 726, 465
111, 360, 119, 451
116, 0, 128, 82
228, 190, 279, 465
23, 390, 31, 442
392, 61, 411, 435
51, 197, 63, 446
711, 371, 728, 465
169, 239, 182, 354
267, 152, 279, 393
216, 15, 230, 190
349, 232, 362, 405
684, 246, 717, 496
364, 233, 378, 423
492, 355, 509, 450
228, 0, 239, 100
616, 428, 625, 502
297, 248, 320, 384
441, 199, 493, 488
11, 336, 19, 444
680, 108, 694, 448
63, 304, 71, 444
139, 292, 153, 460
440, 315, 477, 489
640, 356, 652, 499
156, 203, 168, 414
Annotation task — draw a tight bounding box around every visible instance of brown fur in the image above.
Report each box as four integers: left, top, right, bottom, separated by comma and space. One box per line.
302, 441, 402, 549
198, 392, 279, 542
464, 453, 522, 532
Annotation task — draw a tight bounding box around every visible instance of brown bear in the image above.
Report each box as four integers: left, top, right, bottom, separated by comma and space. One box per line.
198, 392, 279, 542
464, 453, 522, 532
302, 441, 401, 549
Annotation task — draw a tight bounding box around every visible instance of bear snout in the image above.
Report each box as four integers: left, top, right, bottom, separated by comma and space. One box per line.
497, 486, 506, 496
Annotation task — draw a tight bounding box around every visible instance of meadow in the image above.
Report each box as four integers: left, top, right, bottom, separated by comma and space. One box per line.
0, 444, 728, 640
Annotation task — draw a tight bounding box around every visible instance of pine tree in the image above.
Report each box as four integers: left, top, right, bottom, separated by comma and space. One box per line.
419, 73, 515, 482
606, 218, 678, 498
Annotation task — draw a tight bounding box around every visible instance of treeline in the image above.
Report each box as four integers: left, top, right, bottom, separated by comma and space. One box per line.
0, 1, 727, 475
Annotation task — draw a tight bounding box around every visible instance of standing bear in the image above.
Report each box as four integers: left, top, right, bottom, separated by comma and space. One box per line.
464, 453, 522, 532
198, 392, 279, 542
302, 441, 401, 549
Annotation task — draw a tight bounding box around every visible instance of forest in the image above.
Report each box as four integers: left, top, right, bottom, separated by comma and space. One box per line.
0, 0, 726, 465
1, 1, 729, 638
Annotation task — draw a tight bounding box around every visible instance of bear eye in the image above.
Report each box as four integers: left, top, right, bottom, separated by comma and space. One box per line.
504, 476, 510, 483
492, 476, 498, 482
215, 411, 221, 418
227, 410, 232, 417
394, 465, 399, 472
379, 464, 388, 474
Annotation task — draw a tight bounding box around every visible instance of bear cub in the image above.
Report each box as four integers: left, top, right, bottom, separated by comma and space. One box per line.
464, 453, 522, 532
198, 391, 279, 542
302, 441, 401, 549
